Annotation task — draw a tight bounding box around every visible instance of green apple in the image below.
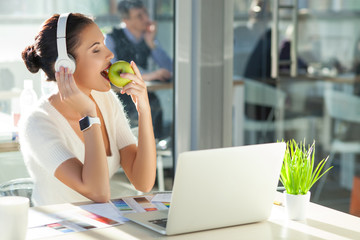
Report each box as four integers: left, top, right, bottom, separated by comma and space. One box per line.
108, 60, 134, 88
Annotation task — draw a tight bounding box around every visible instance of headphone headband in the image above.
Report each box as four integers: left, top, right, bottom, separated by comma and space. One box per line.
57, 13, 69, 39
55, 13, 76, 73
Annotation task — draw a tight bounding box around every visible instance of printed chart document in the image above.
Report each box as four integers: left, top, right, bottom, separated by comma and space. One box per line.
81, 194, 171, 222
27, 206, 120, 239
27, 193, 172, 239
80, 201, 130, 223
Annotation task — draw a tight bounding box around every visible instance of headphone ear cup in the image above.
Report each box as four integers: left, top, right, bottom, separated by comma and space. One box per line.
54, 54, 76, 74
67, 54, 76, 73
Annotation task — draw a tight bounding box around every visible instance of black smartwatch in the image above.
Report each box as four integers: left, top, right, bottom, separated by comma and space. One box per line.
79, 116, 101, 131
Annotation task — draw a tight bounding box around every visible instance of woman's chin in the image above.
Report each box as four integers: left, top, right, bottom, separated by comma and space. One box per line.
97, 81, 112, 92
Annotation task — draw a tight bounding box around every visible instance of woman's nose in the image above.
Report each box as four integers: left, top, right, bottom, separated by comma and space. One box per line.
106, 48, 114, 61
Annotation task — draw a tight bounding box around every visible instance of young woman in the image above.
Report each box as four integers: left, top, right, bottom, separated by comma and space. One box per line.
20, 13, 156, 206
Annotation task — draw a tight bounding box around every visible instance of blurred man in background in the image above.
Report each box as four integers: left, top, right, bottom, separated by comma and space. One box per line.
105, 0, 173, 139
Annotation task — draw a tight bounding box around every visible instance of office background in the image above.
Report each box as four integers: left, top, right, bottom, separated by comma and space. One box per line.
0, 0, 359, 215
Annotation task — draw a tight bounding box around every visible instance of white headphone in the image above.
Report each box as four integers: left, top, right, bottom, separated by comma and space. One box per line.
54, 13, 76, 74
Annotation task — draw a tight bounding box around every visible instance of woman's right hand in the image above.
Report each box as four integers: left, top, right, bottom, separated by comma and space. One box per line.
55, 67, 96, 117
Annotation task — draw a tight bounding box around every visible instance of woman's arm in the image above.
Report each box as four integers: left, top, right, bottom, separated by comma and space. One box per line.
54, 124, 110, 202
54, 67, 110, 202
119, 61, 157, 192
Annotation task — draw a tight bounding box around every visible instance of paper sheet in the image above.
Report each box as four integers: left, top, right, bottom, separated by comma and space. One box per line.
28, 209, 62, 228
27, 205, 121, 239
80, 202, 129, 223
27, 194, 172, 239
151, 193, 172, 203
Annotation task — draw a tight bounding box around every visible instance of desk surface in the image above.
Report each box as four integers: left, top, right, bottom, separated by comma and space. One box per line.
27, 192, 360, 240
146, 81, 173, 91
111, 81, 173, 93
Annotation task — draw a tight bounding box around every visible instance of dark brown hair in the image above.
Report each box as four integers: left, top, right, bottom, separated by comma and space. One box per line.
118, 0, 145, 19
21, 13, 93, 81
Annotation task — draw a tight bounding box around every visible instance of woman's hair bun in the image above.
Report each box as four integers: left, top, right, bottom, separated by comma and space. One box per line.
22, 45, 41, 73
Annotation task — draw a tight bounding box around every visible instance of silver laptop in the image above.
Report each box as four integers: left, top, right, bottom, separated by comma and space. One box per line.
125, 142, 286, 235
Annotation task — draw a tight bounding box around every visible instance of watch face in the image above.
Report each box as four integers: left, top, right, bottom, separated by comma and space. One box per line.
79, 116, 90, 131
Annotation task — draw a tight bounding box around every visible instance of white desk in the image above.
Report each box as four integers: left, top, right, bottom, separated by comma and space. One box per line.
27, 192, 360, 240
146, 81, 173, 92
111, 81, 173, 93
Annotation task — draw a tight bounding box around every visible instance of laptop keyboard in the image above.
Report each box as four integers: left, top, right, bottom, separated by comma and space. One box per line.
149, 218, 167, 228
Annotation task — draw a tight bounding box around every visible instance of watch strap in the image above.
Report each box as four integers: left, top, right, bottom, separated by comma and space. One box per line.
79, 116, 101, 131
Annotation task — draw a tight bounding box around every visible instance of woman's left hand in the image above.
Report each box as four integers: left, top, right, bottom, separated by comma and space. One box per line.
55, 67, 96, 117
118, 61, 157, 193
120, 61, 150, 113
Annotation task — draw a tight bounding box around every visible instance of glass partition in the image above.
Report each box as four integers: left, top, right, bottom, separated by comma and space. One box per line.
233, 0, 360, 215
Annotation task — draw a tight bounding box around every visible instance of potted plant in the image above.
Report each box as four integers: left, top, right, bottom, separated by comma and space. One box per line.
279, 139, 333, 220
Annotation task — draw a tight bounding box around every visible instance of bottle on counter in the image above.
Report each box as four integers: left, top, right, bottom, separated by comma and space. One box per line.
19, 79, 38, 118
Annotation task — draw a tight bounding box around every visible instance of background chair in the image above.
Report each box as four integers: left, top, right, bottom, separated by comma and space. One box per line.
0, 178, 34, 206
314, 89, 360, 201
243, 78, 286, 144
280, 81, 325, 145
131, 127, 171, 192
156, 149, 171, 192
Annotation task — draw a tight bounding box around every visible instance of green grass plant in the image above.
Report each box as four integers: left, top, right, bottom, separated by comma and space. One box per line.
279, 139, 333, 195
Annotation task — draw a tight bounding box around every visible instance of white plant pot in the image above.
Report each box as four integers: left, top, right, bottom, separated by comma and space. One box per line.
283, 191, 311, 221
